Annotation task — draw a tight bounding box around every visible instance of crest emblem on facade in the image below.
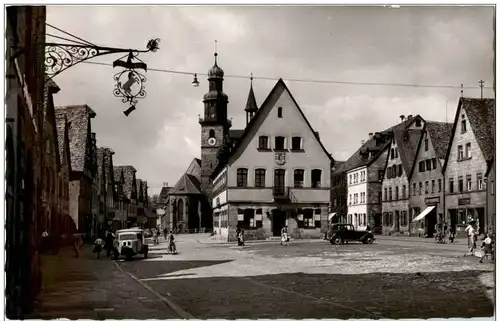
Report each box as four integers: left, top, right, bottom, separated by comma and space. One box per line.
275, 152, 286, 165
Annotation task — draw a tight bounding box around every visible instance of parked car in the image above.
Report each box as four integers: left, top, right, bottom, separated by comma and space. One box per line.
328, 223, 375, 245
115, 228, 149, 260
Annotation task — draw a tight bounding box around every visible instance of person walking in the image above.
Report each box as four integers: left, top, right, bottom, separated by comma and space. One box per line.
105, 230, 115, 257
464, 221, 478, 257
73, 232, 83, 258
163, 228, 168, 240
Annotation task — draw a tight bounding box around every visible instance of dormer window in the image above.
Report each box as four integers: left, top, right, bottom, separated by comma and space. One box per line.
277, 107, 283, 118
415, 119, 422, 127
461, 115, 467, 133
275, 136, 285, 150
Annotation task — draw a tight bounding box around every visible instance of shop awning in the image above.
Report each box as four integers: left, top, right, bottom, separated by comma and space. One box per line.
411, 206, 435, 223
328, 213, 337, 221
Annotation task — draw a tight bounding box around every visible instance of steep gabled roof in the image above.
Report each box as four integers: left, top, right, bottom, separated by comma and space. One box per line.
102, 148, 115, 189
443, 97, 495, 171
158, 186, 173, 204
136, 179, 144, 203
211, 78, 333, 179
426, 121, 454, 160
393, 126, 423, 176
55, 105, 96, 172
408, 121, 453, 179
170, 173, 203, 195
114, 165, 137, 199
338, 115, 424, 173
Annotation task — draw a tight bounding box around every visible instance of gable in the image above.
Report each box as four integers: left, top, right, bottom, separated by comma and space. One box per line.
409, 126, 444, 180
228, 79, 332, 166
444, 98, 495, 171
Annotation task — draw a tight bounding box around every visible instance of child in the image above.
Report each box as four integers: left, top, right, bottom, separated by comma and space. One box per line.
168, 233, 177, 254
93, 236, 103, 259
479, 234, 494, 263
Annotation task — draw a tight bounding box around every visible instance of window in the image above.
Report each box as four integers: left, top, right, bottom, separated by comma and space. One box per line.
415, 119, 422, 127
349, 194, 352, 205
425, 181, 429, 194
387, 167, 392, 179
413, 183, 416, 196
424, 138, 429, 151
458, 176, 464, 192
303, 209, 314, 228
461, 116, 467, 133
291, 137, 302, 150
255, 169, 266, 187
466, 174, 472, 191
209, 129, 215, 138
419, 182, 423, 195
401, 211, 407, 227
277, 107, 283, 118
275, 136, 285, 150
294, 169, 304, 188
391, 148, 395, 159
395, 148, 399, 158
237, 168, 248, 187
465, 143, 471, 159
419, 161, 425, 172
354, 194, 358, 204
311, 169, 322, 188
389, 187, 392, 201
432, 158, 437, 170
431, 180, 435, 193
438, 179, 442, 192
402, 185, 406, 199
384, 188, 388, 201
314, 209, 322, 228
398, 164, 403, 177
258, 136, 269, 149
425, 159, 431, 171
449, 178, 454, 193
395, 186, 399, 200
458, 145, 464, 160
378, 170, 384, 181
491, 181, 495, 195
477, 173, 483, 190
349, 174, 352, 185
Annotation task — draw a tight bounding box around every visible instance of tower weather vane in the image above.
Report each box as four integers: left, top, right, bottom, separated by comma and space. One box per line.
43, 23, 160, 116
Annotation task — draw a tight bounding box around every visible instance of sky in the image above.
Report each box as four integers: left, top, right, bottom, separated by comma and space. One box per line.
46, 5, 495, 196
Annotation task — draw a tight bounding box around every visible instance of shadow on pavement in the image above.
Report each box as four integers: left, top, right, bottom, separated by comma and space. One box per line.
118, 259, 233, 280
139, 269, 493, 319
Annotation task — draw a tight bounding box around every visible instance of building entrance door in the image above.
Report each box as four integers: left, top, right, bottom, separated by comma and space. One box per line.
477, 207, 485, 234
426, 207, 437, 237
273, 169, 286, 196
272, 209, 286, 236
394, 210, 400, 232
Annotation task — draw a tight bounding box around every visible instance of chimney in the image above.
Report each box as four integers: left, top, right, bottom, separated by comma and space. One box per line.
407, 114, 413, 120
400, 115, 405, 122
368, 132, 373, 138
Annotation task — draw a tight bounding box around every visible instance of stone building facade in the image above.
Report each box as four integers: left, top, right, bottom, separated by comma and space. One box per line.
381, 116, 424, 235
210, 78, 333, 242
55, 112, 73, 236
55, 105, 97, 237
114, 165, 138, 227
5, 5, 47, 317
330, 161, 346, 224
443, 98, 495, 236
408, 121, 453, 237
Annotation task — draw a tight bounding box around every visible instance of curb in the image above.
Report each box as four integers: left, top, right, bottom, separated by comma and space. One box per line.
112, 261, 194, 319
375, 236, 464, 245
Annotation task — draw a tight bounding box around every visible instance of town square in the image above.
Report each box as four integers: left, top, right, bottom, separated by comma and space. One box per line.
5, 4, 496, 320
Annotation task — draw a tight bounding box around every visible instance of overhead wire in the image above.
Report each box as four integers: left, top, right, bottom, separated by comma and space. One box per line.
80, 60, 492, 90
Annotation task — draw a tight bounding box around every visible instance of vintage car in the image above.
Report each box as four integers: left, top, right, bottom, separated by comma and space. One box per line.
328, 223, 375, 245
115, 228, 149, 260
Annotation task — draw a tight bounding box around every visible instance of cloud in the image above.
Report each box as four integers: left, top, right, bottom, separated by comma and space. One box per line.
47, 6, 494, 197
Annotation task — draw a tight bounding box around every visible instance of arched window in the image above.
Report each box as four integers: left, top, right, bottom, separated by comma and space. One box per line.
277, 107, 283, 118
209, 129, 215, 138
177, 199, 184, 223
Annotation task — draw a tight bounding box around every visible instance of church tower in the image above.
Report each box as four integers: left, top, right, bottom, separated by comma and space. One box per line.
199, 51, 230, 197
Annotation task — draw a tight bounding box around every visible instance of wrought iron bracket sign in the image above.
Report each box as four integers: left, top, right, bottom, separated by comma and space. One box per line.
44, 37, 160, 116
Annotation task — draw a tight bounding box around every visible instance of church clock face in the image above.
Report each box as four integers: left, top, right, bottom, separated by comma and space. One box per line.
208, 137, 216, 146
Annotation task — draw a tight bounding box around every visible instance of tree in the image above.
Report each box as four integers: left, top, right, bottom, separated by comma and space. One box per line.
149, 194, 159, 207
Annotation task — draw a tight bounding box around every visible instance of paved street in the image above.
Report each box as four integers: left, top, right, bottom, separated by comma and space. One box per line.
116, 235, 494, 319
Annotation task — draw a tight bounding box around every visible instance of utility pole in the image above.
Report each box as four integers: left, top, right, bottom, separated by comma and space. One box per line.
479, 80, 485, 99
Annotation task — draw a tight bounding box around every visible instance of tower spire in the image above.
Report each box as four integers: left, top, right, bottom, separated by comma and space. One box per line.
245, 72, 258, 126
214, 40, 218, 65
